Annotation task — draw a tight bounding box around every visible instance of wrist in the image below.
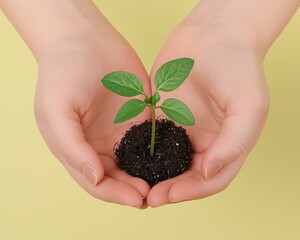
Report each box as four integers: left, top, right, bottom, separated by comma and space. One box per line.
182, 14, 263, 58
1, 0, 113, 60
184, 0, 300, 58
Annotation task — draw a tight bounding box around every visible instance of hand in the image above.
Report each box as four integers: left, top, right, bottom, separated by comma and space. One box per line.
147, 21, 270, 207
34, 27, 151, 208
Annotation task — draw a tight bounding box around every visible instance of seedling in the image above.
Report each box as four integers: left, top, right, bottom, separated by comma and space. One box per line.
101, 58, 195, 157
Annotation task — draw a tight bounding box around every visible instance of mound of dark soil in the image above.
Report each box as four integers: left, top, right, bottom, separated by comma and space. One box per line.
114, 119, 193, 186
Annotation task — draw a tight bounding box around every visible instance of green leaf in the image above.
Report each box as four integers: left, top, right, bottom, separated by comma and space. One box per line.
114, 99, 146, 123
101, 71, 144, 97
160, 98, 195, 126
154, 58, 194, 92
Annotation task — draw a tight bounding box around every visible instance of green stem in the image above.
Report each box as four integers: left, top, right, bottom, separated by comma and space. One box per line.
142, 90, 150, 100
150, 104, 156, 157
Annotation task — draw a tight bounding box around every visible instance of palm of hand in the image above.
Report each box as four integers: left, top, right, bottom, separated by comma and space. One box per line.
36, 23, 269, 208
147, 25, 269, 206
35, 39, 151, 208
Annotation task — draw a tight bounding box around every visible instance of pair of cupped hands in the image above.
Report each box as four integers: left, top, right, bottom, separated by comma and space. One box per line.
34, 16, 269, 208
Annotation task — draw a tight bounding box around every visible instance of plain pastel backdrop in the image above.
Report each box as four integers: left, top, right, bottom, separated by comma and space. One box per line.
0, 0, 299, 239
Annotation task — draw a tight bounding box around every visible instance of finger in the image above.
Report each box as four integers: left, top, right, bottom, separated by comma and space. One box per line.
147, 152, 242, 206
90, 177, 146, 208
147, 180, 175, 207
169, 158, 243, 203
146, 152, 203, 207
100, 155, 150, 198
202, 111, 265, 179
62, 158, 146, 208
147, 170, 192, 207
48, 110, 104, 186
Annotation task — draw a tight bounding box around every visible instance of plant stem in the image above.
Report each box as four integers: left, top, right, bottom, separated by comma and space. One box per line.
150, 104, 156, 157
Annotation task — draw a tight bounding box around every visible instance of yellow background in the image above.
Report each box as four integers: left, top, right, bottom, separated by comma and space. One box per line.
0, 1, 299, 239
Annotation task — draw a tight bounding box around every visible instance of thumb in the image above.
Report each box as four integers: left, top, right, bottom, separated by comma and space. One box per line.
49, 112, 104, 186
202, 112, 264, 179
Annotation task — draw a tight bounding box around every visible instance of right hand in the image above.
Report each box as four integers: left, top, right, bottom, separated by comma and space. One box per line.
34, 23, 151, 208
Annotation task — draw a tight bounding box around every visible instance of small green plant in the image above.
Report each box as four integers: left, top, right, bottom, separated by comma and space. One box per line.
101, 57, 195, 156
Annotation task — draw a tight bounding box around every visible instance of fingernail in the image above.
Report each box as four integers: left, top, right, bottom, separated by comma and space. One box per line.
82, 164, 98, 186
204, 161, 222, 179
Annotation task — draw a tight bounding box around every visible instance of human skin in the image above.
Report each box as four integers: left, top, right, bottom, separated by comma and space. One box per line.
0, 0, 151, 208
1, 0, 299, 208
147, 0, 299, 207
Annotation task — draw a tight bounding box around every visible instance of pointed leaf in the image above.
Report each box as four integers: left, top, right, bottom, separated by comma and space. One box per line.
114, 99, 146, 123
160, 98, 195, 126
154, 58, 194, 92
101, 71, 144, 97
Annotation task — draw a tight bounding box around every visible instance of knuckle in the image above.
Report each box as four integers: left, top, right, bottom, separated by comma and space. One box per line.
34, 96, 57, 121
231, 141, 247, 162
251, 94, 270, 116
61, 146, 73, 165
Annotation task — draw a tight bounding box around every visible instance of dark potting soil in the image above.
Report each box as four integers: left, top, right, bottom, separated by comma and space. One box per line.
114, 119, 193, 186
